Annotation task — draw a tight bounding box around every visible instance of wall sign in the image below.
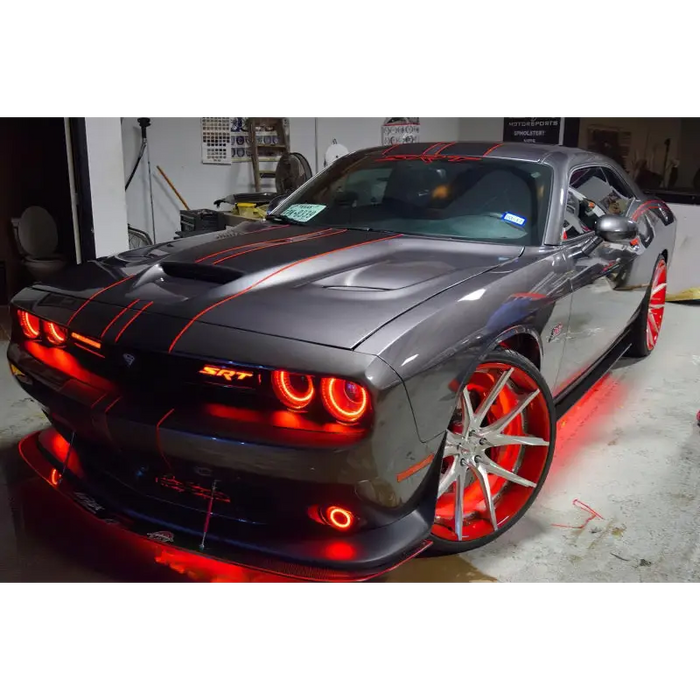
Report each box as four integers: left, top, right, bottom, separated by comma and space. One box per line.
503, 118, 561, 144
381, 118, 420, 146
201, 118, 290, 165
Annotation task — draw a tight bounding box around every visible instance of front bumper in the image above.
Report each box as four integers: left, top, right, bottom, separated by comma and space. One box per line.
19, 429, 433, 582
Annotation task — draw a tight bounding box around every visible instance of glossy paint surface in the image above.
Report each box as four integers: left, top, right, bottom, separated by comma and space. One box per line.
7, 142, 676, 574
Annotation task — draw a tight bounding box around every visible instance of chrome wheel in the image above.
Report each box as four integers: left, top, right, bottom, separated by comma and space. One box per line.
432, 358, 554, 545
646, 258, 667, 352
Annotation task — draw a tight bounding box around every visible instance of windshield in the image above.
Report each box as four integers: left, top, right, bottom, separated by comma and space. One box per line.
275, 150, 553, 246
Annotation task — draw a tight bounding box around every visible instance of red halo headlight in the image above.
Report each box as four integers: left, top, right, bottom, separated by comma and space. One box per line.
321, 377, 370, 423
272, 370, 315, 410
44, 321, 67, 346
18, 310, 41, 339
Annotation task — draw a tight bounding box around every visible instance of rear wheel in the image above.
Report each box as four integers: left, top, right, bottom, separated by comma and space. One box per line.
430, 349, 556, 554
628, 255, 667, 357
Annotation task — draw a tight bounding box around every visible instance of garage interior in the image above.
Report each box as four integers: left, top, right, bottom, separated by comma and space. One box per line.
1, 116, 699, 583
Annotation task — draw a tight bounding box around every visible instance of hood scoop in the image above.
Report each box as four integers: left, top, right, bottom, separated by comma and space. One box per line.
160, 262, 244, 285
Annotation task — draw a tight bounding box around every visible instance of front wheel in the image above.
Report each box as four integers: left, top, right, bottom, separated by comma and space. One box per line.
429, 349, 556, 555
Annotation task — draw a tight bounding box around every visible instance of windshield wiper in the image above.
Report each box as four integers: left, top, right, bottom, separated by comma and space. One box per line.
265, 213, 299, 224
340, 225, 395, 234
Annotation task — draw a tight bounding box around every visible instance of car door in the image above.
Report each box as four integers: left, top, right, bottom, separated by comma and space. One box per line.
555, 165, 643, 392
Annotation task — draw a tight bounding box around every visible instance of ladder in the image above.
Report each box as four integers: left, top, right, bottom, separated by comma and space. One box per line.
248, 118, 289, 192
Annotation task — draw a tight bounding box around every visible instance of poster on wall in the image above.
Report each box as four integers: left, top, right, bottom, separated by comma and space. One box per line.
200, 118, 290, 165
503, 118, 561, 144
381, 118, 420, 146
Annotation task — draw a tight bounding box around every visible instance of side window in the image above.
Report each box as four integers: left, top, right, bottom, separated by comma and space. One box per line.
598, 168, 634, 216
563, 166, 635, 241
563, 168, 607, 241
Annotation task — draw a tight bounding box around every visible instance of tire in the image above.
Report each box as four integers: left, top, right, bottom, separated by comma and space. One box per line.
429, 348, 556, 555
627, 255, 668, 358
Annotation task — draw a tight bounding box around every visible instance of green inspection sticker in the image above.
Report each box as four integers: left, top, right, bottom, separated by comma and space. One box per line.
282, 204, 326, 222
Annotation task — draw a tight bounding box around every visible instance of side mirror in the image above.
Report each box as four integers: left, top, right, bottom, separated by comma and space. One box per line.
595, 214, 638, 243
267, 194, 288, 213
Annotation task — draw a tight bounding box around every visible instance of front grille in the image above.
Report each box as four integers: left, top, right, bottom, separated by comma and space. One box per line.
75, 436, 291, 527
72, 341, 271, 410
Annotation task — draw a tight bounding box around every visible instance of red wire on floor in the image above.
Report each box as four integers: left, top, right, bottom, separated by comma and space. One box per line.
551, 499, 604, 529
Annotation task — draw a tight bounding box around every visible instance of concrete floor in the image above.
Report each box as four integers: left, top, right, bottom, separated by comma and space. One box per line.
1, 302, 699, 582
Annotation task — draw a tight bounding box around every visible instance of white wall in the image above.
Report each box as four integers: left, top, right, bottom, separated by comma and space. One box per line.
85, 118, 129, 257
458, 118, 503, 141
122, 118, 462, 242
667, 203, 700, 298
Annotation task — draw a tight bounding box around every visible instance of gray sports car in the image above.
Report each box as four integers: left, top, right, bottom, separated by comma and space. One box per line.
8, 141, 675, 580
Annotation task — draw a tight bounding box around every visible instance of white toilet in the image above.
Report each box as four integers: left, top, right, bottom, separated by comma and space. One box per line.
12, 206, 68, 281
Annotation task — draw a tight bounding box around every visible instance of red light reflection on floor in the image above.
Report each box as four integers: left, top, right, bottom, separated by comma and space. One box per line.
153, 548, 292, 582
547, 373, 629, 487
14, 370, 630, 582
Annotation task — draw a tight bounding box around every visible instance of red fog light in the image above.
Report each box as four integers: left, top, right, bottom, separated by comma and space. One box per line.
44, 321, 67, 346
18, 310, 41, 339
321, 377, 369, 423
324, 506, 355, 531
272, 370, 315, 410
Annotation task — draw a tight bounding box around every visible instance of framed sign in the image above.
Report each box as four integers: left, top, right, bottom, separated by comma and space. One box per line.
503, 118, 562, 144
381, 118, 420, 146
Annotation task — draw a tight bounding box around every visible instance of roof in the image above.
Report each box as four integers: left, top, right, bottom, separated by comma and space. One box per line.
360, 141, 591, 164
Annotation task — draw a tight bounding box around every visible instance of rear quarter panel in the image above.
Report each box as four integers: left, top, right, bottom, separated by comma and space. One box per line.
357, 251, 574, 443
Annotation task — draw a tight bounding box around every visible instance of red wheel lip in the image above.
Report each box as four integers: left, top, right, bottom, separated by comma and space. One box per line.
432, 361, 552, 543
645, 258, 667, 352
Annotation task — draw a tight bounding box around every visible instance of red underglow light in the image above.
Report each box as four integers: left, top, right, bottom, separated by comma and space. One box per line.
548, 373, 628, 488
44, 321, 67, 346
18, 310, 41, 339
325, 506, 355, 531
323, 541, 357, 561
321, 378, 369, 423
272, 370, 315, 410
27, 342, 113, 392
42, 430, 71, 463
34, 429, 86, 477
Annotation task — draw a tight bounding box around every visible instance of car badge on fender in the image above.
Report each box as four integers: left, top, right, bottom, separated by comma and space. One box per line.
123, 353, 136, 367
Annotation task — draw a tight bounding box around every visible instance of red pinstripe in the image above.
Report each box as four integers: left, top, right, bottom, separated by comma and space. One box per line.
194, 225, 291, 263
156, 408, 176, 470
168, 233, 402, 353
68, 276, 134, 326
100, 299, 140, 338
483, 143, 503, 157
433, 142, 456, 155
212, 228, 343, 266
114, 302, 153, 343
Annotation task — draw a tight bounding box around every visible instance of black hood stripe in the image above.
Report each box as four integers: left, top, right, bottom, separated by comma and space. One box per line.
115, 302, 153, 343
100, 298, 140, 338
194, 225, 343, 267
194, 224, 290, 263
68, 275, 135, 326
102, 299, 152, 342
167, 231, 402, 353
211, 228, 345, 266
